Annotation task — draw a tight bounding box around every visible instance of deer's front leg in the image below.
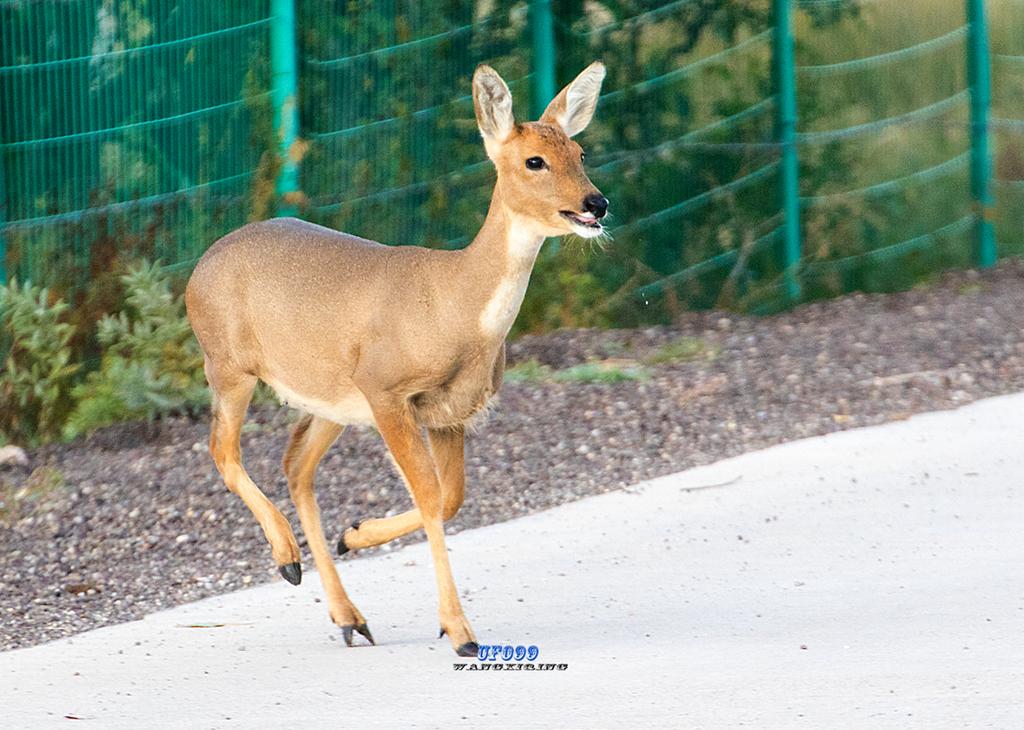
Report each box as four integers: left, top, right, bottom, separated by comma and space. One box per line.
339, 426, 465, 552
370, 403, 478, 657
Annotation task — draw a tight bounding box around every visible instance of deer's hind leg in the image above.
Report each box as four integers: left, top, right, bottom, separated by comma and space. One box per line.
205, 361, 302, 583
284, 414, 373, 646
338, 426, 464, 553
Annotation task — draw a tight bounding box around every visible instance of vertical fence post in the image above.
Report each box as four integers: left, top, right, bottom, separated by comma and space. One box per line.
0, 162, 7, 285
967, 0, 996, 268
271, 0, 300, 216
772, 0, 801, 304
529, 0, 557, 119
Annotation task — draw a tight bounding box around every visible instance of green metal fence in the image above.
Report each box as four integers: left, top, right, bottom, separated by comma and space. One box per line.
1, 0, 1022, 327
0, 2, 273, 288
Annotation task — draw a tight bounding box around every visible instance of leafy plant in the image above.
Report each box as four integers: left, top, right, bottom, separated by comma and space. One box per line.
504, 357, 650, 384
516, 242, 613, 335
504, 359, 552, 383
64, 262, 207, 438
0, 280, 80, 444
644, 336, 714, 365
552, 361, 650, 384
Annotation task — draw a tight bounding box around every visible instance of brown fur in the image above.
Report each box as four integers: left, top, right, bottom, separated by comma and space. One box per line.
185, 62, 608, 655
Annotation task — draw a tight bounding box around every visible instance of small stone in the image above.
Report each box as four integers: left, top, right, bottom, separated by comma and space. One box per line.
0, 445, 28, 467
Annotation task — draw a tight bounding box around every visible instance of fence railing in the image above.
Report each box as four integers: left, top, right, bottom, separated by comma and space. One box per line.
0, 0, 1020, 324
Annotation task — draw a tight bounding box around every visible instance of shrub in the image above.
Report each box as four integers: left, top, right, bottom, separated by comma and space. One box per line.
0, 280, 79, 444
644, 336, 713, 365
64, 262, 207, 438
504, 358, 650, 384
552, 361, 650, 384
503, 359, 552, 383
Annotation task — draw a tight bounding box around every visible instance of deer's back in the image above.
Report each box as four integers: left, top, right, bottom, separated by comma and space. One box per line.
185, 217, 483, 424
186, 217, 392, 363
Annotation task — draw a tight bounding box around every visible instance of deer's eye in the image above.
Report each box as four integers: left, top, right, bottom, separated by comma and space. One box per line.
581, 152, 586, 163
525, 156, 547, 170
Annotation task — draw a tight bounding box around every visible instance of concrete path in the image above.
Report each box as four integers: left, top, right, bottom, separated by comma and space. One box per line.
3, 394, 1023, 729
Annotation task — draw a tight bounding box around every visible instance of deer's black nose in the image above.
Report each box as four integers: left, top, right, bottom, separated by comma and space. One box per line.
583, 193, 609, 219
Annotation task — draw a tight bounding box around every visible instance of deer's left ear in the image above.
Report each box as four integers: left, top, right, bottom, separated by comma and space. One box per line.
540, 61, 606, 137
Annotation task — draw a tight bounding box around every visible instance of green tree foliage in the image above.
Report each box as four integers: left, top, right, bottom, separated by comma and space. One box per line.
64, 262, 207, 438
0, 281, 80, 444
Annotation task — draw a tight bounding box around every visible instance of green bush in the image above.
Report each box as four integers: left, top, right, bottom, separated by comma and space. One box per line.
503, 359, 552, 383
504, 358, 650, 384
0, 280, 80, 444
64, 262, 207, 438
552, 362, 650, 384
644, 336, 714, 365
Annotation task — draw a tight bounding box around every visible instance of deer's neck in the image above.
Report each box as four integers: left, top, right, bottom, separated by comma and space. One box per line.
461, 184, 546, 340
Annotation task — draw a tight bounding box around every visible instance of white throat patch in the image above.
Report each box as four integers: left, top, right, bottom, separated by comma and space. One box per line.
479, 216, 545, 338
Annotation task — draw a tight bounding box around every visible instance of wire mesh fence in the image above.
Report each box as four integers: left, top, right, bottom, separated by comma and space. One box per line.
0, 2, 274, 289
297, 1, 530, 250
0, 0, 1021, 332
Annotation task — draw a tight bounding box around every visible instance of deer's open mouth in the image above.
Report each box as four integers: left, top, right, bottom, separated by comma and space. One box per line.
560, 211, 602, 230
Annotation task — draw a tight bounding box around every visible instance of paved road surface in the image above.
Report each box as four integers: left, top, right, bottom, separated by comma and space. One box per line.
2, 394, 1022, 728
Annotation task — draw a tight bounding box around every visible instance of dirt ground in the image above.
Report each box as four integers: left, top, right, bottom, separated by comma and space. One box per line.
2, 260, 1023, 650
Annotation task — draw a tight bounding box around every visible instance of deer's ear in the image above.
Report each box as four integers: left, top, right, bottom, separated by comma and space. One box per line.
540, 61, 606, 137
473, 65, 515, 150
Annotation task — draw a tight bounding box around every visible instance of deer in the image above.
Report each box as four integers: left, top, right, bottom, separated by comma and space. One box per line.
184, 62, 609, 656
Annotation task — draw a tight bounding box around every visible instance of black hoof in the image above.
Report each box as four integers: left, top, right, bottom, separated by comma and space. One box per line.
455, 641, 479, 658
279, 562, 302, 586
336, 520, 363, 556
439, 627, 446, 639
341, 622, 375, 647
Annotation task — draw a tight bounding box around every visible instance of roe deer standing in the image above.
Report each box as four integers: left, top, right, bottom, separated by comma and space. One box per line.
185, 62, 609, 656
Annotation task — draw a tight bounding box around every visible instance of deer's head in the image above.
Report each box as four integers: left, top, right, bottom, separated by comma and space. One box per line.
473, 62, 609, 240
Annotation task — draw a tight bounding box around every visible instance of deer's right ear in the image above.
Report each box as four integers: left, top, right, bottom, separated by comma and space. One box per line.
473, 65, 515, 153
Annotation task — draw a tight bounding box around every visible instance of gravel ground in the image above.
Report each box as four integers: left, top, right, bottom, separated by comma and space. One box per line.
2, 261, 1024, 651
